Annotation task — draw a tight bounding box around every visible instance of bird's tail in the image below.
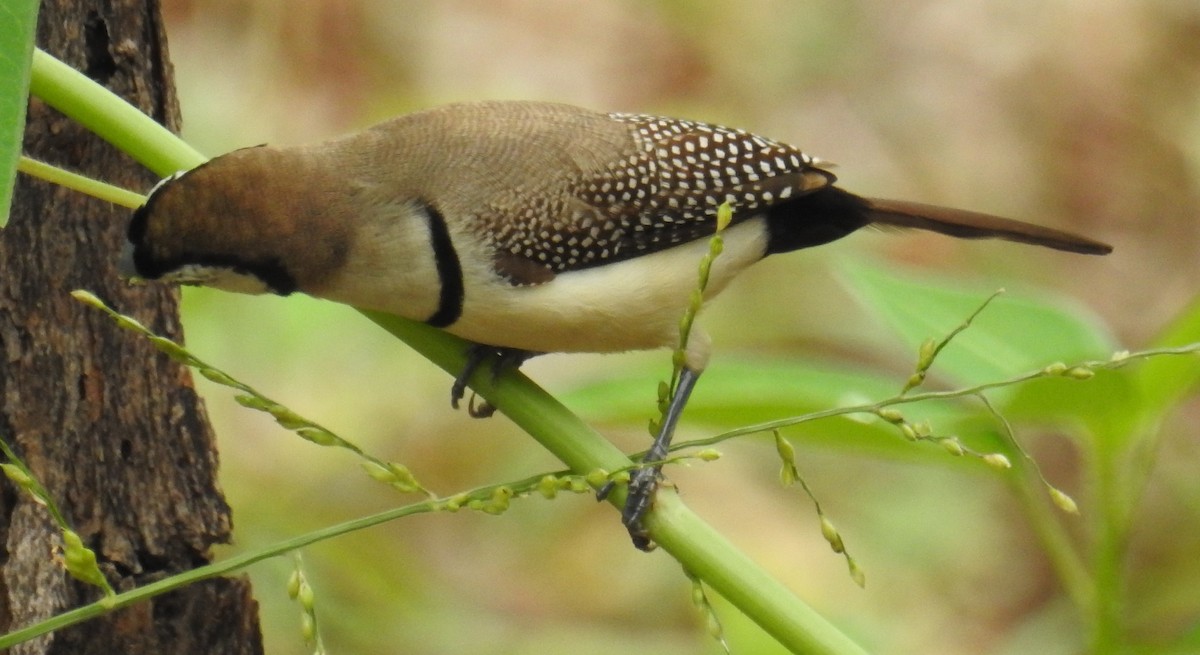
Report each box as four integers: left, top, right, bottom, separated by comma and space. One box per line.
865, 198, 1112, 255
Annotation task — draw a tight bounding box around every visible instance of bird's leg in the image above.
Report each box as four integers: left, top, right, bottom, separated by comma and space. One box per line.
450, 345, 491, 412
450, 345, 536, 418
621, 365, 702, 550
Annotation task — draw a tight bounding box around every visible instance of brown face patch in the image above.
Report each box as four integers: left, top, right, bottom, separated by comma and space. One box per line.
123, 146, 352, 294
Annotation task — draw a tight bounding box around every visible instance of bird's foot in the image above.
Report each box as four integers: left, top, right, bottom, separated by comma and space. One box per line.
594, 463, 661, 551
449, 345, 535, 418
597, 366, 703, 551
621, 466, 661, 551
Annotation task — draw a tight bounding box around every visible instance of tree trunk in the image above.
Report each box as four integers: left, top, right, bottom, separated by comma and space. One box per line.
0, 1, 262, 653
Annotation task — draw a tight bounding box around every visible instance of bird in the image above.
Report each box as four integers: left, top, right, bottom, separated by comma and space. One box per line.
118, 100, 1112, 550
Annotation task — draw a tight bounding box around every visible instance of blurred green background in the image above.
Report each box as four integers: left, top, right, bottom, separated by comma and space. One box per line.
152, 1, 1198, 653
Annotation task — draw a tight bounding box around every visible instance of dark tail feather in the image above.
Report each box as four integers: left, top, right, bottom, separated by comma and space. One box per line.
866, 198, 1112, 255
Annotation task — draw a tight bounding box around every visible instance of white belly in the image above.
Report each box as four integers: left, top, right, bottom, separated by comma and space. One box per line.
448, 217, 769, 355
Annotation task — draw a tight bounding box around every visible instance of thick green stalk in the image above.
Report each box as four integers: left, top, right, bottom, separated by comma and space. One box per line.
364, 313, 868, 655
29, 49, 205, 175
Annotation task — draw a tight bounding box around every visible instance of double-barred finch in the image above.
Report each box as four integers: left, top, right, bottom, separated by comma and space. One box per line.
120, 101, 1112, 548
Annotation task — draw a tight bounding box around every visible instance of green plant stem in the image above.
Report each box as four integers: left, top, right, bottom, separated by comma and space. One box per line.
6, 464, 604, 648
665, 345, 1195, 638
29, 48, 206, 176
18, 155, 145, 208
363, 312, 868, 655
27, 50, 868, 654
0, 495, 437, 648
678, 345, 1199, 450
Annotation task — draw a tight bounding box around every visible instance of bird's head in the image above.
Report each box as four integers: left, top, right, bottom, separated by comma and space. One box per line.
120, 146, 350, 297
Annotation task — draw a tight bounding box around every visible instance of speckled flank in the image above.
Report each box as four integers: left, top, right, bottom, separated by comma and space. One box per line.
486, 112, 825, 277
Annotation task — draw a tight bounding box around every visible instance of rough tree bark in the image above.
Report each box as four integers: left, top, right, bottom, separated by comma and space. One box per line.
0, 0, 262, 653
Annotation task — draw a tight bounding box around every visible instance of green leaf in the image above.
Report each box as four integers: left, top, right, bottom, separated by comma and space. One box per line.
0, 0, 40, 228
840, 260, 1115, 388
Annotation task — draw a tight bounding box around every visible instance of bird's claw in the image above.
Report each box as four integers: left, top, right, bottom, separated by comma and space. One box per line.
595, 466, 660, 550
621, 466, 660, 551
449, 345, 534, 418
467, 393, 496, 418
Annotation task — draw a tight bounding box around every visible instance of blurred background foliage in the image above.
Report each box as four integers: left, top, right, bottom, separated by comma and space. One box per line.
149, 1, 1198, 653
